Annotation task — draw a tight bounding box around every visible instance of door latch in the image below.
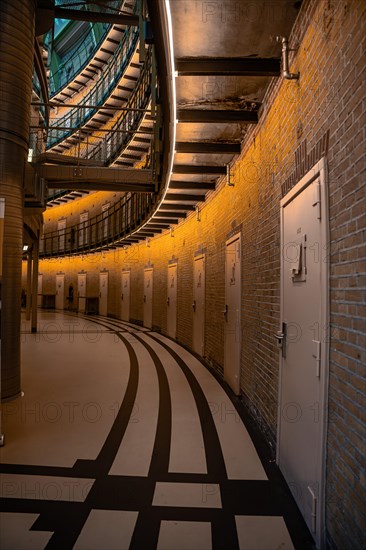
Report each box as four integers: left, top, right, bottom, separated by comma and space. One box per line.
143, 294, 146, 303
167, 297, 170, 306
222, 304, 228, 321
192, 300, 196, 312
276, 322, 287, 358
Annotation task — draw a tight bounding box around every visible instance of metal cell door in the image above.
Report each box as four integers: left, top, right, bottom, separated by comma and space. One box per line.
99, 272, 108, 316
278, 161, 328, 548
55, 274, 65, 310
37, 273, 43, 307
143, 268, 153, 329
224, 235, 241, 395
167, 263, 177, 338
78, 273, 87, 313
193, 255, 205, 355
102, 203, 110, 240
121, 270, 131, 321
79, 212, 89, 247
57, 219, 66, 251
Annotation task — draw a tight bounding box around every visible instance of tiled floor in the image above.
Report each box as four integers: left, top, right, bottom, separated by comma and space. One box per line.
0, 311, 315, 549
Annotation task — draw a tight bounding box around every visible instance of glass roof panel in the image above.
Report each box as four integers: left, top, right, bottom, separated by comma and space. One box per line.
53, 18, 70, 38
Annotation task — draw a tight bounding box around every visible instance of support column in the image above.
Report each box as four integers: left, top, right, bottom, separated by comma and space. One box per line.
31, 237, 39, 334
0, 0, 36, 400
26, 248, 33, 321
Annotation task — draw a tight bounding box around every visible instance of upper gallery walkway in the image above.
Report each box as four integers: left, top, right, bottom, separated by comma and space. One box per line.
0, 311, 314, 549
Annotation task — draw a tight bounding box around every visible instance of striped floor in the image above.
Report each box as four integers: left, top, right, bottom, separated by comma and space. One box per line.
0, 311, 314, 549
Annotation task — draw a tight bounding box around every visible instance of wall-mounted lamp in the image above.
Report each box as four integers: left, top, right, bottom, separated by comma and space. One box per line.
23, 245, 29, 251
196, 205, 201, 222
227, 164, 235, 186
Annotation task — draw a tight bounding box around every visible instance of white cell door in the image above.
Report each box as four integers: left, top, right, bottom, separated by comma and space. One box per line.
78, 273, 87, 313
224, 235, 241, 395
143, 268, 153, 329
99, 272, 108, 316
121, 270, 131, 321
57, 219, 66, 251
79, 212, 89, 247
102, 203, 110, 240
55, 274, 65, 310
278, 161, 328, 547
193, 255, 205, 355
167, 263, 177, 339
37, 273, 43, 307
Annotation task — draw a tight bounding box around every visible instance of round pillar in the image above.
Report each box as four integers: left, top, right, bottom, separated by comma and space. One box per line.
0, 0, 36, 399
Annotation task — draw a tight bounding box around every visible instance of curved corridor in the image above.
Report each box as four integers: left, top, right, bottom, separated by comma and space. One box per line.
0, 312, 313, 549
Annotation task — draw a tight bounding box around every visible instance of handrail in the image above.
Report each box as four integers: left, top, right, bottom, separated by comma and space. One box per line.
40, 191, 155, 257
89, 47, 152, 165
46, 46, 153, 166
48, 1, 134, 96
47, 26, 139, 148
49, 22, 111, 97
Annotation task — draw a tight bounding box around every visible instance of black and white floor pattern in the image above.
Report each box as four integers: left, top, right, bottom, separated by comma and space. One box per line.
0, 311, 314, 549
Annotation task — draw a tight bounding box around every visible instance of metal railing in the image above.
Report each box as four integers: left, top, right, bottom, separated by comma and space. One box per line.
49, 22, 111, 97
48, 1, 134, 96
46, 47, 153, 168
89, 46, 153, 165
40, 191, 155, 257
47, 26, 139, 148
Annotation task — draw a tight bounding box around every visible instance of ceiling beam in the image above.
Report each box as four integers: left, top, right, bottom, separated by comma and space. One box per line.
165, 194, 206, 202
152, 212, 187, 219
175, 141, 241, 154
150, 217, 180, 224
169, 181, 216, 190
177, 109, 258, 123
175, 57, 281, 76
47, 182, 155, 193
145, 223, 172, 229
160, 204, 196, 211
173, 165, 226, 175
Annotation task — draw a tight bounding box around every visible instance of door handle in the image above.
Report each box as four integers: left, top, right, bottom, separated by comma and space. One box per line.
121, 293, 124, 300
144, 295, 146, 303
276, 322, 287, 358
222, 304, 228, 320
167, 297, 170, 306
192, 300, 196, 312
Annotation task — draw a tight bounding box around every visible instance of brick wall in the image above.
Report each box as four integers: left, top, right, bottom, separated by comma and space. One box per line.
26, 0, 366, 546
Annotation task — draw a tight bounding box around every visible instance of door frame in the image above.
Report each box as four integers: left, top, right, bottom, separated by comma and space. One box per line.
143, 267, 153, 329
78, 272, 87, 313
193, 253, 205, 356
121, 269, 131, 321
224, 231, 242, 395
277, 157, 329, 547
55, 272, 65, 310
99, 270, 109, 316
167, 261, 178, 339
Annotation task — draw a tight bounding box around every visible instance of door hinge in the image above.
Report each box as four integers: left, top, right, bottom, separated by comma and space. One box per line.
312, 339, 321, 377
312, 180, 321, 220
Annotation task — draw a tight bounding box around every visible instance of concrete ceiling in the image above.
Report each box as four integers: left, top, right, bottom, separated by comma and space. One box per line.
161, 0, 301, 209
